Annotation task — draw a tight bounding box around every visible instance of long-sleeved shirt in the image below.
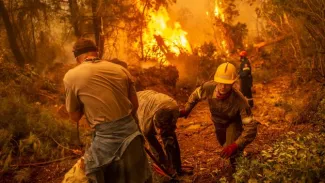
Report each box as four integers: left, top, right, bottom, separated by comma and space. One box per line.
239, 57, 252, 78
184, 81, 257, 149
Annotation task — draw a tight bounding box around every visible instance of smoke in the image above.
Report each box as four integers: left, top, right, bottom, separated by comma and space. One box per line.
170, 0, 214, 46
170, 0, 260, 44
234, 1, 260, 40
167, 0, 260, 86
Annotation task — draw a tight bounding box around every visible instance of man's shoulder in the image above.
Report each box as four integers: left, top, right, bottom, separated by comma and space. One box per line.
100, 61, 130, 75
63, 66, 79, 84
202, 80, 217, 90
244, 58, 251, 63
63, 64, 92, 86
196, 81, 217, 97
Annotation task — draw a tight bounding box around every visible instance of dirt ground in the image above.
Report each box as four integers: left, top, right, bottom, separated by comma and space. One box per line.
172, 76, 318, 182
18, 75, 320, 183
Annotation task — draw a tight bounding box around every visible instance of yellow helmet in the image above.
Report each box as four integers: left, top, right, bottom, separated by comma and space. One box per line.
214, 62, 238, 84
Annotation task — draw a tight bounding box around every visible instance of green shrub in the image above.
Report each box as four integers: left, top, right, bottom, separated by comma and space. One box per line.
314, 97, 325, 130
234, 132, 325, 182
0, 93, 82, 172
14, 168, 31, 183
317, 98, 325, 121
40, 79, 57, 93
0, 61, 21, 83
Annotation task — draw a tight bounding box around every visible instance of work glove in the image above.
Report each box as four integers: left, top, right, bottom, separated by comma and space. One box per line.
220, 143, 238, 158
178, 109, 188, 118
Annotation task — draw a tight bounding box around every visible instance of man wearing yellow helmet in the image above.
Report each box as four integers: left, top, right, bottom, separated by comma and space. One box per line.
179, 62, 258, 169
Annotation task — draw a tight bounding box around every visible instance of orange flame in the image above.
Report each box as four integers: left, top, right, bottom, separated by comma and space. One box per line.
136, 4, 191, 65
214, 0, 229, 55
214, 0, 225, 22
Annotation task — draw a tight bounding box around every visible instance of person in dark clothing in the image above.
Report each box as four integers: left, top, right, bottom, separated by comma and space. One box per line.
239, 51, 254, 107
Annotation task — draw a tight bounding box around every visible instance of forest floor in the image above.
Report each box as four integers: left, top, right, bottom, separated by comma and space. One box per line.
173, 75, 319, 182
22, 74, 322, 183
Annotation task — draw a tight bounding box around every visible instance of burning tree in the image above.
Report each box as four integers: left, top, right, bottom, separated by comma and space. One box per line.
69, 0, 192, 66
135, 0, 192, 65
208, 0, 248, 54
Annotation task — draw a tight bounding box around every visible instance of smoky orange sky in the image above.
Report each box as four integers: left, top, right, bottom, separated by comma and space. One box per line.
170, 0, 259, 45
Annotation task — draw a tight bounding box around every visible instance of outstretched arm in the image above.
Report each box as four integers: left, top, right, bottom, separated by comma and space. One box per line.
181, 83, 210, 118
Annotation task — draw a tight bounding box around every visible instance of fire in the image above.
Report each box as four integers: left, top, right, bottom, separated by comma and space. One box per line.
214, 0, 228, 55
214, 0, 225, 22
136, 4, 192, 65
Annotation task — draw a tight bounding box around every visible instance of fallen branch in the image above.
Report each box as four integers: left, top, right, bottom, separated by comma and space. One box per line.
198, 123, 213, 133
254, 33, 293, 49
10, 155, 78, 167
50, 136, 83, 156
38, 91, 56, 101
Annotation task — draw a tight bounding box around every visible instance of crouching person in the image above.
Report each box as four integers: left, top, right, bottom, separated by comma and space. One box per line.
137, 90, 182, 176
179, 62, 258, 170
64, 38, 151, 183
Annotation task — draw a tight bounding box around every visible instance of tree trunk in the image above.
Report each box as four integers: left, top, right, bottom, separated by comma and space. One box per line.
68, 0, 81, 37
91, 0, 104, 58
140, 0, 149, 61
30, 16, 37, 63
0, 0, 25, 66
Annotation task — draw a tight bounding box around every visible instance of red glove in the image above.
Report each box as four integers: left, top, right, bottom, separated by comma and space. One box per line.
220, 143, 238, 158
179, 109, 188, 118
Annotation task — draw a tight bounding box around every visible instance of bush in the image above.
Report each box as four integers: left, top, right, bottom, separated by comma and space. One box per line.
234, 132, 325, 182
317, 98, 325, 122
0, 93, 82, 173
